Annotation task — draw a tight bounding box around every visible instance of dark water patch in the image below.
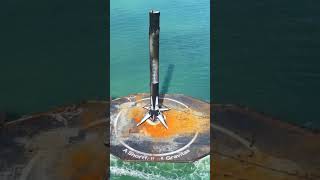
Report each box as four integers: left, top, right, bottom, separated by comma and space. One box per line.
214, 0, 320, 129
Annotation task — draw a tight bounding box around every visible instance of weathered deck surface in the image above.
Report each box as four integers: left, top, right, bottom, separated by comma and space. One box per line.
0, 94, 319, 180
0, 102, 108, 180
212, 104, 320, 180
110, 93, 210, 162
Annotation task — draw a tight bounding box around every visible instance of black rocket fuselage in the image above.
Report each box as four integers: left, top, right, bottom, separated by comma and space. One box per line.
137, 10, 169, 128
149, 10, 160, 111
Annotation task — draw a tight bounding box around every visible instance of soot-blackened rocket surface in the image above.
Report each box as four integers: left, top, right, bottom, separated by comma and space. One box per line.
136, 10, 170, 129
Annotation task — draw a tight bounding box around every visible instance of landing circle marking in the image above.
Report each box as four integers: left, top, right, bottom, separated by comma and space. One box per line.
113, 97, 198, 157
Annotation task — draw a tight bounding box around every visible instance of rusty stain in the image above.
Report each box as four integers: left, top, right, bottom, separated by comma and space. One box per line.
212, 151, 305, 180
60, 143, 107, 180
135, 94, 143, 102
128, 107, 209, 138
80, 103, 107, 128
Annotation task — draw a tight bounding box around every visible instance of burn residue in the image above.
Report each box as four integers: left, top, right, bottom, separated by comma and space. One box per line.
128, 107, 209, 138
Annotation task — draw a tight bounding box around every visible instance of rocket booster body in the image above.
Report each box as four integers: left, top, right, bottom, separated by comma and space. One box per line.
149, 10, 160, 112
136, 10, 170, 129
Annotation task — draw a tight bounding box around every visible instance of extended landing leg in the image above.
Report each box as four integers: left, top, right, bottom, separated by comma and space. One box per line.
137, 96, 170, 129
137, 10, 170, 129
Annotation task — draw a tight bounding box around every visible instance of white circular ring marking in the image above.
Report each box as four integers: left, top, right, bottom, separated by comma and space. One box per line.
113, 97, 198, 157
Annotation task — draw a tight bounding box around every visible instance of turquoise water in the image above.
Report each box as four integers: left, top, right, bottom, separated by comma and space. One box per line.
1, 0, 319, 129
110, 0, 210, 179
110, 0, 210, 101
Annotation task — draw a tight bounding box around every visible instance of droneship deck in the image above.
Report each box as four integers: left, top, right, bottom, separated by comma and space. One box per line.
110, 93, 210, 162
0, 102, 108, 180
1, 94, 319, 179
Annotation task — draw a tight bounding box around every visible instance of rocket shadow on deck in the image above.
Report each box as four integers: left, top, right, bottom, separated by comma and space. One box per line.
159, 64, 175, 105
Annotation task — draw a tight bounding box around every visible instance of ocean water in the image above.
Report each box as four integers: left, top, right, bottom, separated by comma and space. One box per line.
213, 0, 320, 129
110, 0, 210, 101
110, 155, 210, 180
0, 0, 107, 119
1, 0, 319, 129
110, 0, 210, 179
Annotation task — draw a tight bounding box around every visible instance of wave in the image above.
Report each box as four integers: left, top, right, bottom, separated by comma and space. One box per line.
110, 155, 210, 180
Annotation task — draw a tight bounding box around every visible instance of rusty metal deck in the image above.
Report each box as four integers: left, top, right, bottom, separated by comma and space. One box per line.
0, 102, 108, 180
110, 93, 210, 162
1, 96, 320, 179
212, 104, 320, 180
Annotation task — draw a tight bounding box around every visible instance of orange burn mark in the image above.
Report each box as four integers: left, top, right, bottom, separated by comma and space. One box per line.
61, 144, 106, 180
128, 107, 208, 138
135, 94, 143, 101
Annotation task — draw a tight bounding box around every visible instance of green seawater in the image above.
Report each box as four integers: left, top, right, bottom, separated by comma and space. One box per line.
110, 0, 210, 179
0, 0, 107, 119
110, 0, 210, 101
1, 0, 320, 130
214, 0, 320, 129
110, 155, 210, 180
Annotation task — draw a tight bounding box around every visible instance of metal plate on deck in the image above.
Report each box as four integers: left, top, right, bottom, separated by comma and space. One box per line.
212, 104, 320, 180
110, 93, 210, 162
0, 102, 108, 180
